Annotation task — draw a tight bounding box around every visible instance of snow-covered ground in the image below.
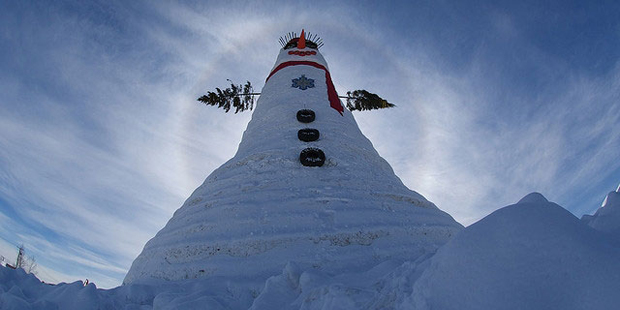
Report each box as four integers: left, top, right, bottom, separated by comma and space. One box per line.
408, 192, 620, 309
582, 186, 620, 236
2, 192, 619, 309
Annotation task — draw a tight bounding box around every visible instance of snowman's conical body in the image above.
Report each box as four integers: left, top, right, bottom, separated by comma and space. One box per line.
124, 33, 462, 284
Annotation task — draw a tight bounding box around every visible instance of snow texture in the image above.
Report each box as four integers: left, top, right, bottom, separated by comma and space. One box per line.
123, 46, 462, 284
3, 193, 620, 309
582, 185, 620, 235
407, 192, 620, 310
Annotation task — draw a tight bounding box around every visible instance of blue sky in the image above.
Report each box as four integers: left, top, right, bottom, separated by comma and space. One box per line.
0, 0, 618, 288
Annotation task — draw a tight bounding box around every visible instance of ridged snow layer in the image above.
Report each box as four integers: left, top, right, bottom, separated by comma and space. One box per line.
124, 48, 462, 284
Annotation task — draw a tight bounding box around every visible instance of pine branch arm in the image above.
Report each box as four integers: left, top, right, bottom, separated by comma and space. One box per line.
197, 81, 257, 113
197, 82, 394, 113
342, 90, 396, 111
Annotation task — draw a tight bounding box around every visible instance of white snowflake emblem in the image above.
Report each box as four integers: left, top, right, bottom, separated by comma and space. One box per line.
291, 75, 315, 90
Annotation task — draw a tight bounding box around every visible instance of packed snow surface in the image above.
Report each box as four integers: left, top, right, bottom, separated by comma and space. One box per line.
408, 192, 620, 309
2, 193, 619, 309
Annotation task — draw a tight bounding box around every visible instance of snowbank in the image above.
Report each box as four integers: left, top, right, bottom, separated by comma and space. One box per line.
582, 188, 620, 235
407, 192, 620, 310
0, 266, 259, 309
4, 193, 619, 309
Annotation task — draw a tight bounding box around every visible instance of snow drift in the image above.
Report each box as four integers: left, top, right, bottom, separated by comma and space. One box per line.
407, 192, 620, 310
3, 193, 620, 309
582, 185, 620, 235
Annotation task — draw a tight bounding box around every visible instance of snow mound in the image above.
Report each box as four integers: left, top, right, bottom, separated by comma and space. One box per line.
517, 191, 548, 204
0, 266, 258, 309
583, 188, 620, 234
407, 192, 620, 310
248, 255, 435, 310
0, 258, 432, 309
0, 267, 107, 310
3, 192, 620, 309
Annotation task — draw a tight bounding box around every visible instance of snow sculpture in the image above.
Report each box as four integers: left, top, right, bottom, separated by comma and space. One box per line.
124, 30, 463, 284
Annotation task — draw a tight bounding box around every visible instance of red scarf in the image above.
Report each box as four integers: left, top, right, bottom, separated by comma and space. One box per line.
266, 61, 344, 115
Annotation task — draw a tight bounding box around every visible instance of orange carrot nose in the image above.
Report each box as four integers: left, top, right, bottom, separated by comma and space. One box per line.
297, 29, 306, 49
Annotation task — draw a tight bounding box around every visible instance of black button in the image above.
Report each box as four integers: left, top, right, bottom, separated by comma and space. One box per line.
296, 109, 315, 123
300, 147, 326, 167
298, 128, 320, 142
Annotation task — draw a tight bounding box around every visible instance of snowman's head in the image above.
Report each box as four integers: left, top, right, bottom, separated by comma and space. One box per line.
271, 29, 330, 73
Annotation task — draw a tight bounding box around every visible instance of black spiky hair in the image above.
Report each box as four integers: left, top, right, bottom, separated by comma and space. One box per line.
278, 31, 324, 49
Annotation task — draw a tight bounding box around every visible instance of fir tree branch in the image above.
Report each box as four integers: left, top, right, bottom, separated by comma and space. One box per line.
197, 81, 256, 113
198, 83, 394, 113
343, 90, 396, 111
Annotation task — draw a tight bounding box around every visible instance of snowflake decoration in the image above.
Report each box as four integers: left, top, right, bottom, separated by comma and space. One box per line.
291, 75, 315, 90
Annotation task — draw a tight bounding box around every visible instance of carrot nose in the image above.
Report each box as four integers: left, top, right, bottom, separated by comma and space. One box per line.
297, 29, 306, 49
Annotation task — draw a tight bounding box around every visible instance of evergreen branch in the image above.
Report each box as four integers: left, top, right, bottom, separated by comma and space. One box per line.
198, 84, 394, 114
197, 81, 256, 113
343, 90, 396, 111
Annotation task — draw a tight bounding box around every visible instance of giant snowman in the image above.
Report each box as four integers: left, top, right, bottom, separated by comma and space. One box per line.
124, 31, 462, 284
